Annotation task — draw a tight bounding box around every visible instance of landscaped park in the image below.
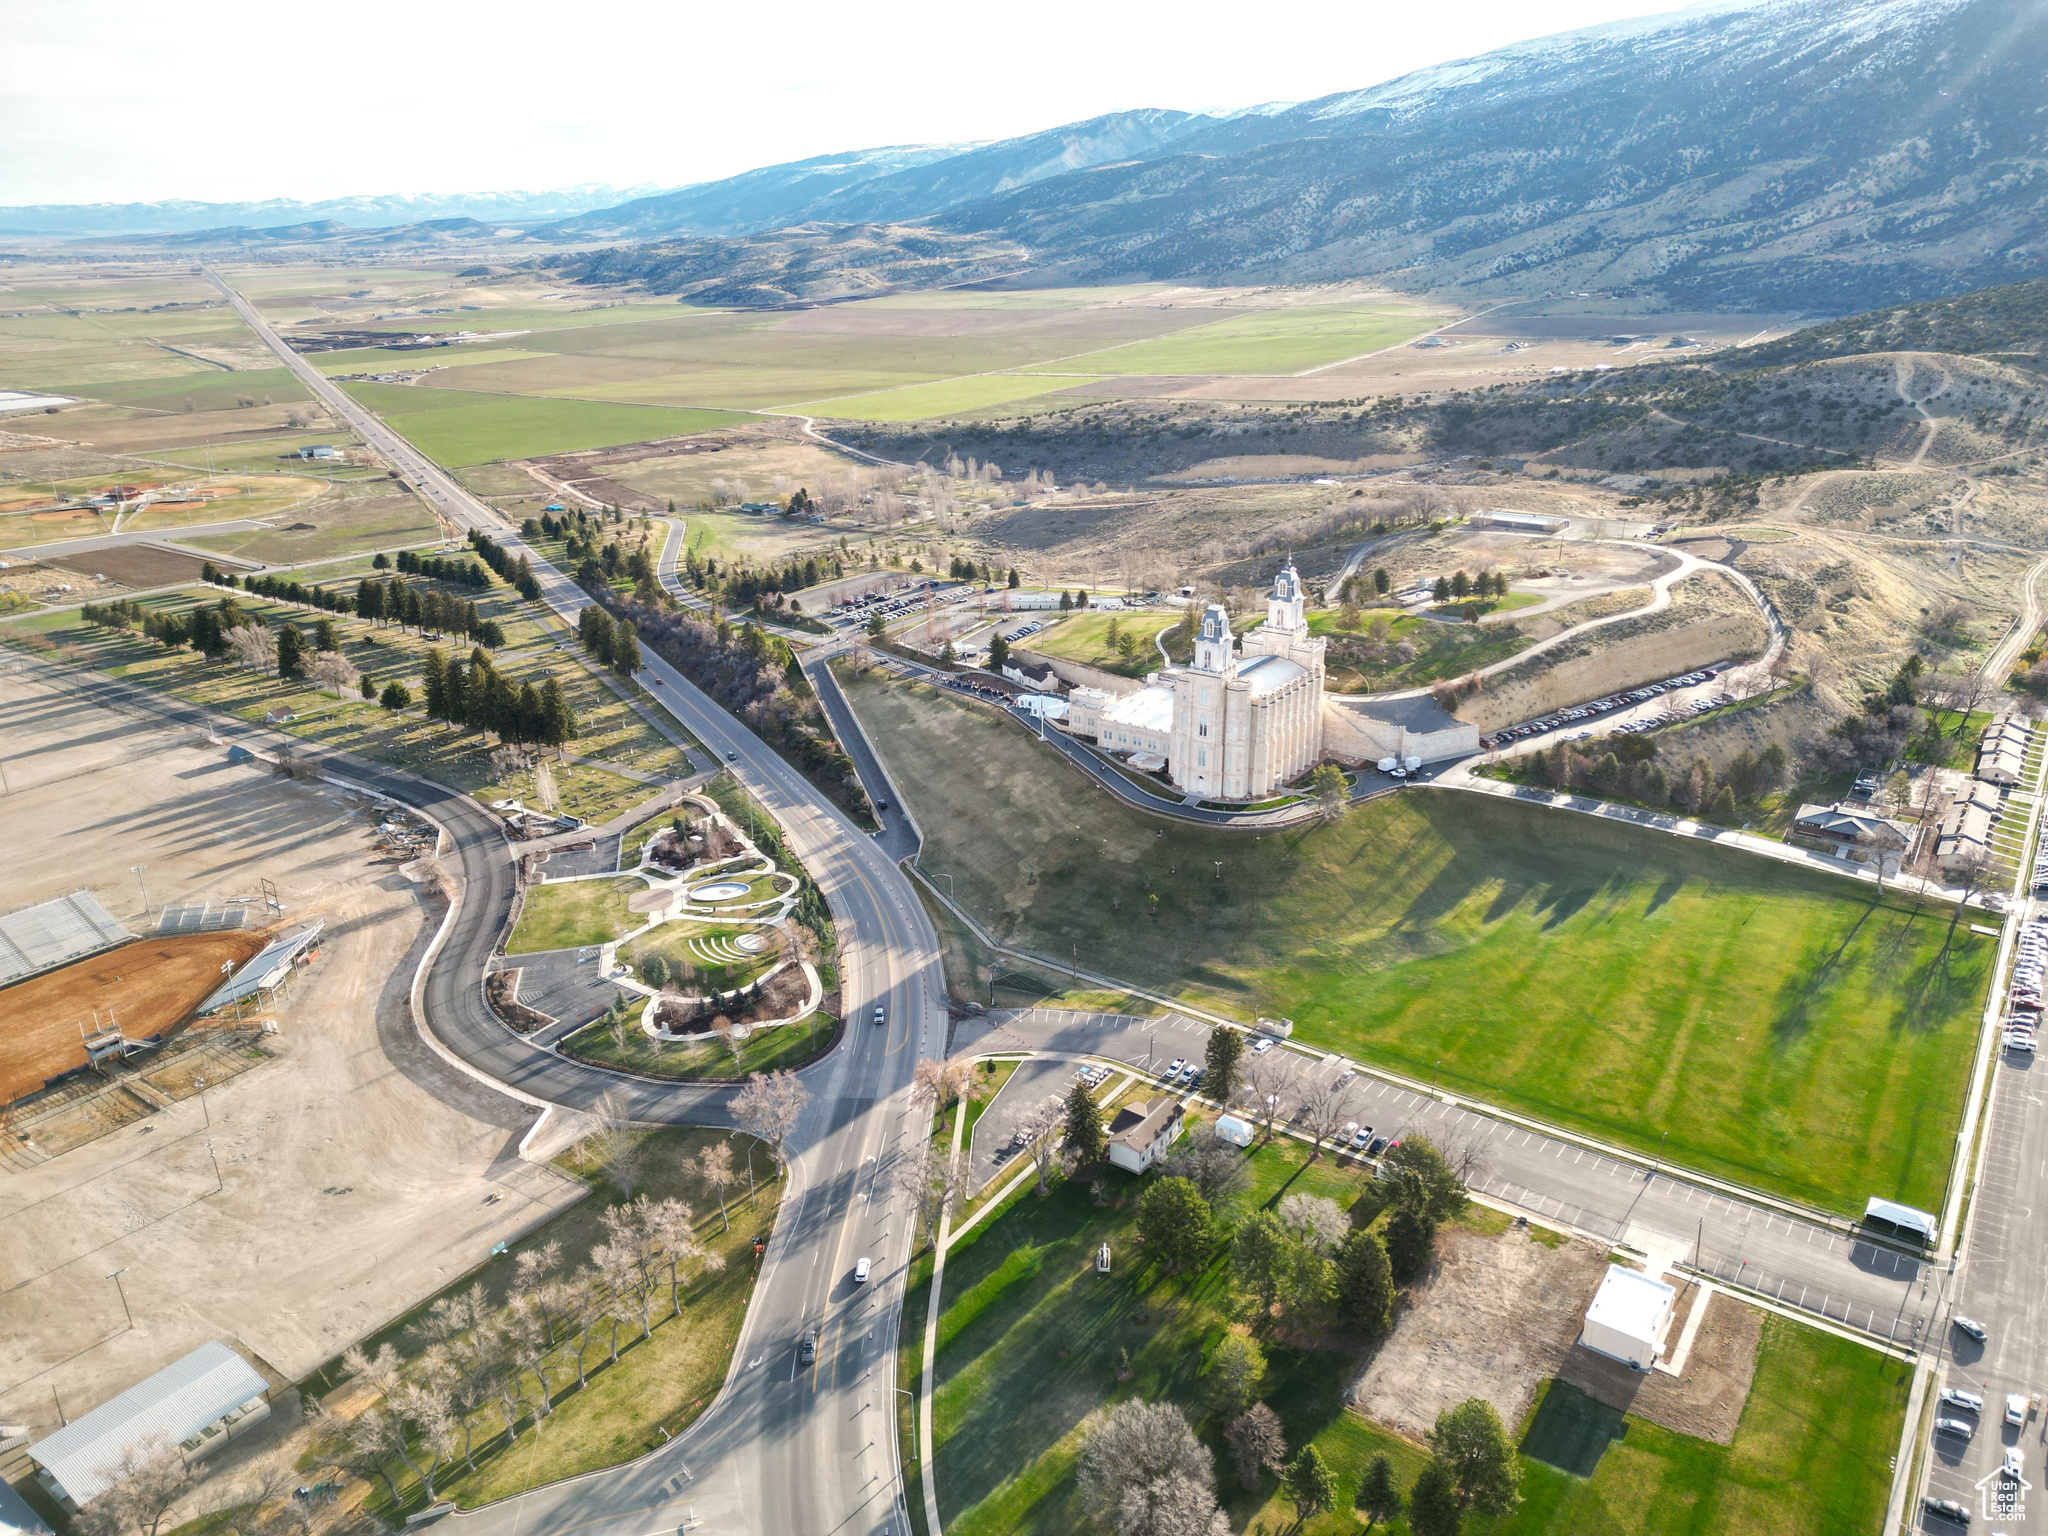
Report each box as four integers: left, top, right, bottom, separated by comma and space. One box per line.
845, 669, 1992, 1216
904, 1099, 1907, 1536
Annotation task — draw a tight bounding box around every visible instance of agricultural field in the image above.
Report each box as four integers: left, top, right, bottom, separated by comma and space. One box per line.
845, 671, 1988, 1214
1023, 303, 1438, 376
1, 582, 687, 820
178, 484, 443, 567
806, 372, 1108, 422
337, 381, 747, 466
913, 1134, 1905, 1536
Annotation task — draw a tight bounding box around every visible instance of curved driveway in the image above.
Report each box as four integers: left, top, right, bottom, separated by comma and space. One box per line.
209, 271, 938, 1536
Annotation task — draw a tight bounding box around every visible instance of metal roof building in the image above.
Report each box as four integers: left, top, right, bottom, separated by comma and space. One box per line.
0, 1479, 54, 1536
29, 1342, 269, 1509
1581, 1264, 1677, 1371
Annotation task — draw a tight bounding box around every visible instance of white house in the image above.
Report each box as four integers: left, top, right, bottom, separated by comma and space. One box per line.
1105, 1098, 1185, 1174
1580, 1264, 1676, 1371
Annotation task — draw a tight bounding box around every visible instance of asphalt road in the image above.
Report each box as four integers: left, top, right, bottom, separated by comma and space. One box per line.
211, 272, 940, 1536
960, 1007, 1935, 1351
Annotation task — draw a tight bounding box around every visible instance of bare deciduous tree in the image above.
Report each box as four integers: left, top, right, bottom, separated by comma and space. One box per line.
697, 1139, 737, 1231
226, 623, 277, 675
1237, 1053, 1292, 1140
895, 1140, 970, 1251
1078, 1399, 1224, 1536
1297, 1075, 1358, 1159
911, 1054, 977, 1117
1276, 1192, 1349, 1252
590, 1090, 646, 1195
731, 1069, 808, 1167
1016, 1095, 1064, 1195
309, 649, 359, 696
75, 1437, 192, 1536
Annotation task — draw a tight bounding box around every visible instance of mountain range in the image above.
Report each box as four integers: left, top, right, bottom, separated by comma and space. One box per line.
0, 185, 664, 238
7, 0, 2042, 314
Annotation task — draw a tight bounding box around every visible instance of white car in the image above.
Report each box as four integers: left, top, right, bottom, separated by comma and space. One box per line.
1941, 1387, 1985, 1413
1166, 1058, 1186, 1078
2005, 1446, 2025, 1480
2008, 1392, 2029, 1426
1251, 1038, 1275, 1054
854, 1257, 871, 1284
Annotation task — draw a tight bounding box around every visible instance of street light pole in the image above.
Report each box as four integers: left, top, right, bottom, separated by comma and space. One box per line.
106, 1268, 134, 1331
205, 1139, 222, 1192
194, 1075, 209, 1129
131, 864, 149, 916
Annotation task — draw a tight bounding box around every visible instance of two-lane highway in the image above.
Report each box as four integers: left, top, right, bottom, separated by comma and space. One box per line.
209, 270, 941, 1536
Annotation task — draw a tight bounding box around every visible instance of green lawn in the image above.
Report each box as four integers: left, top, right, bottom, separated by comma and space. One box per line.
922, 1139, 1904, 1536
563, 1011, 838, 1079
508, 875, 645, 954
847, 671, 1989, 1214
1032, 304, 1434, 376
300, 1126, 782, 1520
340, 380, 747, 465
1025, 611, 1182, 675
622, 920, 780, 993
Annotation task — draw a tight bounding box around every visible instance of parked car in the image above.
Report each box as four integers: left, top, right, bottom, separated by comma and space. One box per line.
1934, 1416, 1975, 1439
2008, 1392, 2029, 1426
1251, 1038, 1275, 1054
1941, 1387, 1985, 1413
1954, 1315, 1988, 1342
1166, 1058, 1186, 1078
1351, 1125, 1374, 1151
1920, 1495, 1971, 1525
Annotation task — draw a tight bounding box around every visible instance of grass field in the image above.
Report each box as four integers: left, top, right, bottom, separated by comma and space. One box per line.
922, 1133, 1905, 1536
1030, 304, 1436, 376
563, 1011, 837, 1079
1307, 607, 1538, 692
179, 487, 442, 566
301, 1125, 782, 1519
340, 381, 747, 465
845, 672, 1989, 1214
1022, 611, 1183, 675
806, 372, 1106, 421
508, 875, 645, 954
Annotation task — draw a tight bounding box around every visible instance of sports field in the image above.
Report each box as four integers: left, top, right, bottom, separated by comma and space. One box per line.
0, 932, 265, 1102
845, 672, 1989, 1213
339, 382, 747, 466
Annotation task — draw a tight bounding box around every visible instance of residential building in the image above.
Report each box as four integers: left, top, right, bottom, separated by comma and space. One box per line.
1105, 1097, 1185, 1174
1787, 802, 1911, 866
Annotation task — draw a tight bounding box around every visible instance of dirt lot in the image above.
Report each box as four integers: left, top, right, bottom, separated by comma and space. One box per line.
0, 660, 585, 1449
1351, 1222, 1608, 1439
1558, 1286, 1761, 1445
0, 930, 267, 1102
44, 540, 216, 588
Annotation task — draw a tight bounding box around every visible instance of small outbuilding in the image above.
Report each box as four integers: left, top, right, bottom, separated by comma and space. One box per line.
29, 1341, 270, 1513
1580, 1264, 1676, 1371
1212, 1114, 1255, 1148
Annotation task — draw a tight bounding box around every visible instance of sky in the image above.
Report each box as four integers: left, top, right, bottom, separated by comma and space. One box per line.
2, 0, 1712, 207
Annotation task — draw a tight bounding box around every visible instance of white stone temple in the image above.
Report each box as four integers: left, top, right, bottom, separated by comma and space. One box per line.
1068, 561, 1327, 801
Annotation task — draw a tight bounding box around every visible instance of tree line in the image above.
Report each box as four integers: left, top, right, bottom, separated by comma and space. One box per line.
468, 530, 542, 601
354, 577, 506, 648
421, 647, 577, 747
893, 1028, 1512, 1535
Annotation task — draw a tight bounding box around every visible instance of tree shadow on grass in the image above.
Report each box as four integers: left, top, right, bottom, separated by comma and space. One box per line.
1766, 897, 1879, 1046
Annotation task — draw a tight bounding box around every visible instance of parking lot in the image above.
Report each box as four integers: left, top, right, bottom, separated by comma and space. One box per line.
1481, 665, 1740, 753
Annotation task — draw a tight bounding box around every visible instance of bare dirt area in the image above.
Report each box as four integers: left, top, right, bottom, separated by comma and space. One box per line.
0, 663, 585, 1451
1350, 1222, 1608, 1440
53, 401, 335, 455
0, 930, 267, 1102
1557, 1287, 1761, 1445
44, 540, 215, 588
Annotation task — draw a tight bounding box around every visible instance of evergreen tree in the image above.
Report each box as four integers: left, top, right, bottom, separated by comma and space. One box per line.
1008, 568, 1021, 588
424, 651, 451, 721
360, 672, 375, 700
784, 651, 811, 696
1334, 1230, 1397, 1339
372, 551, 391, 569
1428, 1398, 1522, 1520
1284, 1446, 1338, 1521
1064, 1081, 1106, 1165
517, 681, 544, 743
380, 680, 412, 711
1203, 1027, 1244, 1106
987, 631, 1010, 672
1356, 1453, 1402, 1531
1432, 575, 1452, 603
1373, 567, 1390, 595
276, 623, 305, 680
314, 617, 340, 652
356, 579, 384, 623
1407, 1461, 1460, 1536
1385, 1206, 1437, 1284
1708, 783, 1738, 822
401, 584, 423, 630
1451, 570, 1470, 599
1059, 590, 1073, 611
539, 678, 576, 746
1136, 1176, 1214, 1274
611, 619, 641, 676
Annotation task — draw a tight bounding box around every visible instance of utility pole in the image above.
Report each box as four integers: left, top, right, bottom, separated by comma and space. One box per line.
131, 863, 149, 916
194, 1074, 209, 1129
106, 1268, 134, 1331
205, 1139, 223, 1192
